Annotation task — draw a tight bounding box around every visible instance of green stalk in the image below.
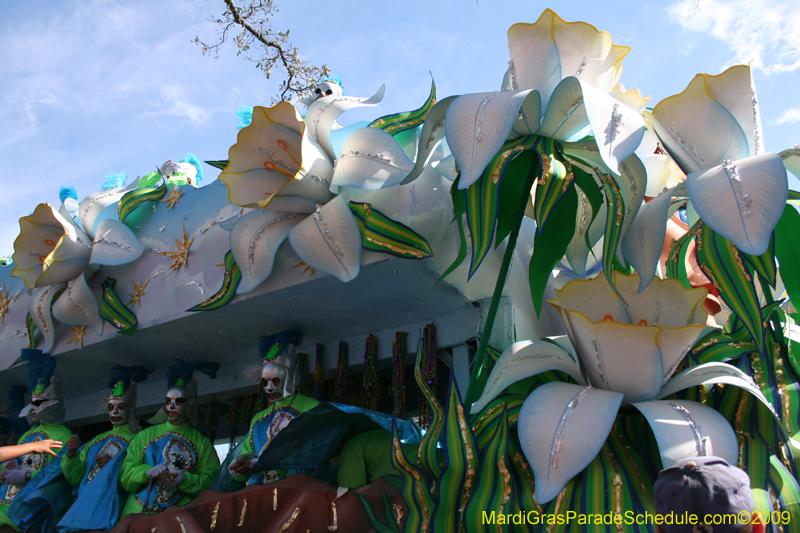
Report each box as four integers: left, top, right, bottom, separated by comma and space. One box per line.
465, 160, 539, 407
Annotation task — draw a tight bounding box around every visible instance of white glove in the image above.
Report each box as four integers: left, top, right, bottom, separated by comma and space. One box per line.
147, 464, 167, 479
5, 469, 28, 486
165, 470, 185, 488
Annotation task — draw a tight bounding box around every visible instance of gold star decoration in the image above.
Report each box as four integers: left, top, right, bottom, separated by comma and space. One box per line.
160, 184, 183, 211
293, 261, 315, 278
0, 283, 9, 325
68, 326, 87, 348
157, 223, 194, 277
128, 278, 150, 307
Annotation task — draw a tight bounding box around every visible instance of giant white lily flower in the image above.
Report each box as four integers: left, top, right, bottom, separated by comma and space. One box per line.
11, 183, 146, 350
471, 272, 792, 503
219, 94, 401, 293
444, 9, 646, 190
646, 65, 788, 256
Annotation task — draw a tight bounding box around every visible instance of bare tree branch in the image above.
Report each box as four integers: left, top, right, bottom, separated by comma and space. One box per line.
194, 0, 329, 103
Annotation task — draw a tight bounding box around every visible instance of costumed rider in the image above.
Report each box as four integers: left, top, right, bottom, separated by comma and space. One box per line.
118, 360, 220, 517
0, 350, 73, 530
61, 365, 153, 497
229, 328, 320, 484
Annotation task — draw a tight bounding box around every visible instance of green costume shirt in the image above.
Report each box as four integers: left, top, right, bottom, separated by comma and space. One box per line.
337, 429, 419, 488
118, 421, 219, 517
235, 394, 320, 484
61, 424, 136, 489
0, 423, 73, 531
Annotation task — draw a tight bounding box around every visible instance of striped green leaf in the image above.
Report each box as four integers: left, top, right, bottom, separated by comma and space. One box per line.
744, 231, 777, 289
390, 420, 433, 532
348, 202, 432, 259
188, 251, 242, 312
665, 220, 701, 289
415, 341, 442, 480
25, 313, 36, 349
776, 206, 800, 317
695, 223, 765, 355
431, 376, 479, 532
689, 329, 756, 366
438, 176, 469, 284
473, 394, 525, 450
355, 493, 401, 533
99, 278, 137, 335
118, 181, 167, 225
599, 170, 627, 301
204, 160, 229, 171
462, 407, 509, 533
529, 185, 578, 316
369, 79, 436, 136
532, 142, 573, 232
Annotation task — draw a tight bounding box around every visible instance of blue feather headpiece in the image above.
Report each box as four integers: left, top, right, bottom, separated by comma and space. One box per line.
108, 365, 154, 398
102, 172, 128, 191
179, 153, 204, 184
22, 349, 55, 395
257, 326, 304, 362
236, 105, 254, 130
59, 186, 78, 203
166, 359, 220, 389
322, 75, 345, 95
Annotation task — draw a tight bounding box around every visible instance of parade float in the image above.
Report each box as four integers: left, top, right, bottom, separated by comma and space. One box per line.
1, 8, 799, 532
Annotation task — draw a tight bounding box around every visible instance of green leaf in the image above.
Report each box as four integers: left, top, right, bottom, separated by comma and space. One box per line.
438, 177, 468, 283
188, 251, 242, 311
431, 376, 479, 533
688, 329, 756, 366
355, 494, 400, 533
569, 161, 604, 247
415, 341, 442, 480
533, 143, 573, 233
695, 223, 765, 355
744, 231, 777, 288
204, 160, 229, 171
99, 278, 137, 335
369, 78, 436, 137
348, 202, 432, 259
390, 421, 433, 532
496, 152, 539, 247
529, 186, 578, 316
665, 220, 700, 289
599, 171, 626, 302
118, 181, 167, 225
462, 407, 509, 533
776, 206, 800, 313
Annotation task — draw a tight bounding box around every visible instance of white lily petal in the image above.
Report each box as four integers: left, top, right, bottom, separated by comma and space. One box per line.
445, 89, 534, 189
305, 85, 386, 161
539, 79, 645, 175
401, 96, 459, 185
89, 219, 145, 267
518, 382, 623, 503
780, 146, 800, 179
432, 154, 458, 181
77, 177, 140, 239
610, 84, 650, 114
621, 186, 680, 292
29, 283, 67, 353
511, 90, 542, 137
686, 153, 788, 255
615, 154, 648, 263
632, 399, 737, 468
565, 314, 664, 404
656, 363, 795, 448
650, 74, 748, 174
261, 196, 319, 214
331, 127, 414, 189
561, 159, 606, 274
471, 339, 585, 414
59, 198, 80, 224
230, 209, 306, 294
11, 203, 68, 289
37, 208, 93, 288
52, 273, 104, 336
641, 154, 687, 197
704, 65, 764, 158
288, 196, 361, 282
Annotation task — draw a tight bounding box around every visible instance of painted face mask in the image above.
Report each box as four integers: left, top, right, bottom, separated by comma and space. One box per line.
261, 362, 288, 401
165, 386, 193, 425
108, 399, 128, 427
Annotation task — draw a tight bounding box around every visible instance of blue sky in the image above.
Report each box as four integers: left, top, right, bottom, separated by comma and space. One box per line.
1, 0, 798, 256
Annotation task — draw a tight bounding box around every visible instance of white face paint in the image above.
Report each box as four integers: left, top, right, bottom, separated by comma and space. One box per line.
314, 81, 343, 101
108, 399, 128, 427
261, 362, 288, 401
165, 387, 192, 425
30, 397, 56, 423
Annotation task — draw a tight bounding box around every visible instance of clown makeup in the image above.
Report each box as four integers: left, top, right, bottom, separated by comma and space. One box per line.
108, 399, 128, 427
261, 362, 288, 401
165, 387, 191, 426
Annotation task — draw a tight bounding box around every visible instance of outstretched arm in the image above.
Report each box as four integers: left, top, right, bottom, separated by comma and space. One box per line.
0, 439, 63, 462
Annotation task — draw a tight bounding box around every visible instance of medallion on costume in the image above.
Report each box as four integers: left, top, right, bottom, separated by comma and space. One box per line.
117, 360, 220, 517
